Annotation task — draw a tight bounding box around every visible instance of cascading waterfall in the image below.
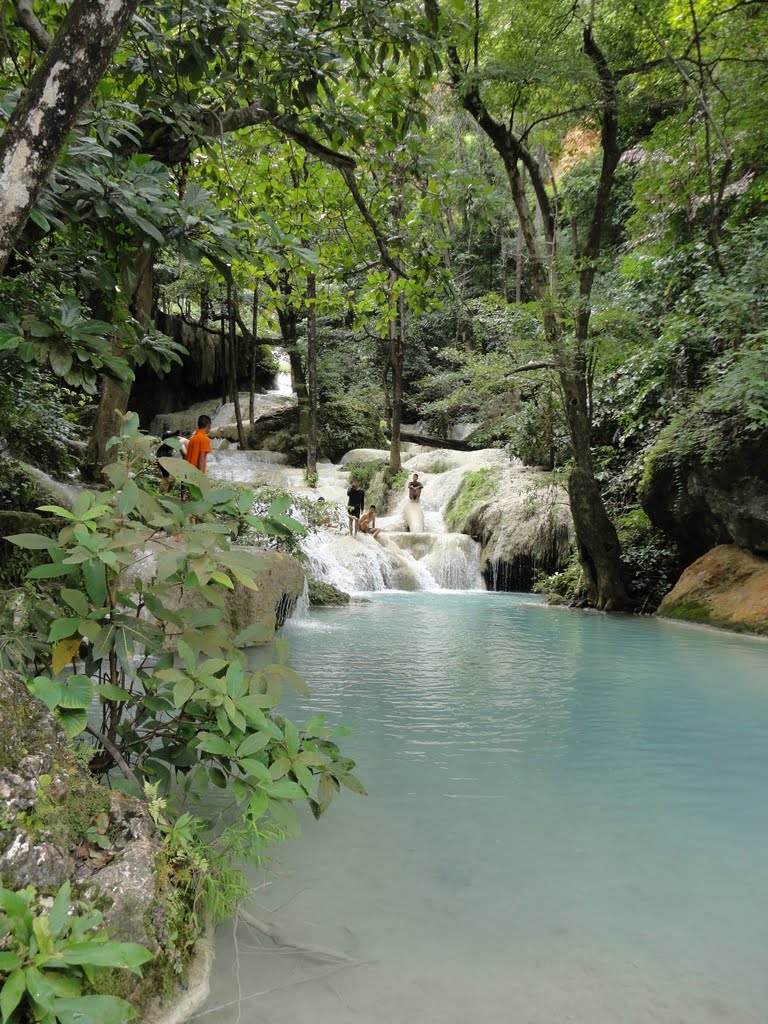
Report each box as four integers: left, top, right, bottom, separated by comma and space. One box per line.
206, 445, 485, 593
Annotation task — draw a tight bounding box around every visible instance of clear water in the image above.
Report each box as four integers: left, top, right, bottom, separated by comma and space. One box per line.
196, 593, 768, 1023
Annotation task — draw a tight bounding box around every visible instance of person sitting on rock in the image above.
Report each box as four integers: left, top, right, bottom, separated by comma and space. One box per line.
358, 505, 381, 539
408, 472, 423, 501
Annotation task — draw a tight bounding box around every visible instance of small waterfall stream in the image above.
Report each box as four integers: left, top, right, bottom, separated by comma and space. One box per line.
207, 448, 485, 593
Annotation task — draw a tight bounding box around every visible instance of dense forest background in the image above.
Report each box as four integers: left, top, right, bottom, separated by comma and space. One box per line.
2, 0, 767, 609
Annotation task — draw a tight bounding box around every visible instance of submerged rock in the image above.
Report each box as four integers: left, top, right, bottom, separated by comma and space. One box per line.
658, 544, 768, 635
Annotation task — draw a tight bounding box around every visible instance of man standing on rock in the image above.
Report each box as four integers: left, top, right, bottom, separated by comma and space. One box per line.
347, 477, 365, 536
185, 415, 212, 474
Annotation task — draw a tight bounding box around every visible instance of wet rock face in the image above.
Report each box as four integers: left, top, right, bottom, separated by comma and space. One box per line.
658, 544, 768, 636
640, 426, 768, 563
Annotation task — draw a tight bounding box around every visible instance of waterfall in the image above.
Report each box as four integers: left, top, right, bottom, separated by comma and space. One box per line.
21, 463, 82, 510
204, 445, 489, 594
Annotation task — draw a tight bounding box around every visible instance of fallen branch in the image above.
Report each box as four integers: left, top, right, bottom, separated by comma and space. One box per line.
238, 909, 360, 965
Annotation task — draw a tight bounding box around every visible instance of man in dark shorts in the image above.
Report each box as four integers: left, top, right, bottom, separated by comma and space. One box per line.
408, 472, 423, 501
346, 478, 365, 536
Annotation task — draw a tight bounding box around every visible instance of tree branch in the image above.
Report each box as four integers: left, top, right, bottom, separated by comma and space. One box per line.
340, 166, 407, 278
86, 724, 146, 797
12, 0, 52, 50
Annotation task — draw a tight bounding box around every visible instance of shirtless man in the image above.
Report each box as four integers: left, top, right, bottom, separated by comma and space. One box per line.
357, 504, 381, 538
408, 473, 423, 501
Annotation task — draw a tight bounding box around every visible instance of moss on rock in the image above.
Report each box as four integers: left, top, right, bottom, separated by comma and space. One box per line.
308, 578, 351, 606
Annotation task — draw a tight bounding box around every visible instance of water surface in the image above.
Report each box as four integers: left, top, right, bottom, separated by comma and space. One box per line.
197, 593, 768, 1023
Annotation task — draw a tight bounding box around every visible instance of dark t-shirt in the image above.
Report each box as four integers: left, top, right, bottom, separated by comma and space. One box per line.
347, 486, 365, 515
408, 480, 423, 500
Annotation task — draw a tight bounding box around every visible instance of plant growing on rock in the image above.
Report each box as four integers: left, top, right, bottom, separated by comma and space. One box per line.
6, 414, 364, 858
0, 880, 151, 1024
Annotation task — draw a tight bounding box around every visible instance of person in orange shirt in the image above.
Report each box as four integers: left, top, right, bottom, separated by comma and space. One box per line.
185, 415, 212, 473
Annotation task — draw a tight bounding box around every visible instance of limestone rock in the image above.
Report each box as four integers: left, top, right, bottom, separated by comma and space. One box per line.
1, 831, 72, 890
462, 463, 573, 590
85, 838, 162, 948
0, 669, 67, 773
130, 545, 305, 640
658, 544, 768, 635
221, 547, 305, 636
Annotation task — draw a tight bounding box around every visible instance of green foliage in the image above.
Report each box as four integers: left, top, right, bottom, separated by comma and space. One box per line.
238, 486, 344, 553
0, 456, 44, 515
0, 881, 151, 1024
617, 509, 681, 611
7, 414, 363, 859
640, 344, 768, 498
342, 460, 387, 491
0, 367, 85, 479
533, 553, 588, 604
319, 390, 387, 463
445, 469, 500, 532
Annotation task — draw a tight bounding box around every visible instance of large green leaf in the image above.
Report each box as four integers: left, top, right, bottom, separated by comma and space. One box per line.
55, 708, 89, 738
0, 970, 27, 1021
61, 941, 152, 972
196, 734, 233, 756
5, 533, 57, 551
57, 675, 93, 709
53, 994, 138, 1023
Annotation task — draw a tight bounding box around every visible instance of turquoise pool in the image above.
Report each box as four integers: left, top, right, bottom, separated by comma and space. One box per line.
197, 593, 768, 1023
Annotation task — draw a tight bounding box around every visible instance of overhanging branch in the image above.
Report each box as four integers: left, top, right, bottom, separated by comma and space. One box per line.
12, 0, 52, 50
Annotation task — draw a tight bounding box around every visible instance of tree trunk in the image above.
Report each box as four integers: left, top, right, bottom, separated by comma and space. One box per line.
276, 277, 307, 439
83, 248, 152, 476
306, 273, 318, 477
387, 270, 405, 474
440, 17, 632, 609
0, 0, 140, 275
227, 280, 247, 449
249, 284, 259, 426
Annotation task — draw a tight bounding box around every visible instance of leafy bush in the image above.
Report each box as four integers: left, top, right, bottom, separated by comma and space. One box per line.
7, 414, 364, 874
0, 453, 44, 513
0, 881, 151, 1024
618, 509, 681, 611
533, 553, 588, 604
319, 388, 386, 462
342, 459, 387, 491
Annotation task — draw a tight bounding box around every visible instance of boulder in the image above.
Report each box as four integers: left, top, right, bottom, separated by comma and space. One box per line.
462, 464, 574, 590
162, 546, 305, 640
658, 544, 768, 635
209, 392, 296, 442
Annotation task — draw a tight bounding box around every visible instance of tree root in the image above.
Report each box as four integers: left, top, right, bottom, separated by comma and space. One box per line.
237, 909, 360, 965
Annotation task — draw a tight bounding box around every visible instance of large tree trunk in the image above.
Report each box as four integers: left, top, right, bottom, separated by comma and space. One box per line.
440, 16, 631, 609
0, 0, 140, 275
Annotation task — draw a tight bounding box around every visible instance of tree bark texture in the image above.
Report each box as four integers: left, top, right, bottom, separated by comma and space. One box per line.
0, 0, 140, 275
227, 280, 247, 449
